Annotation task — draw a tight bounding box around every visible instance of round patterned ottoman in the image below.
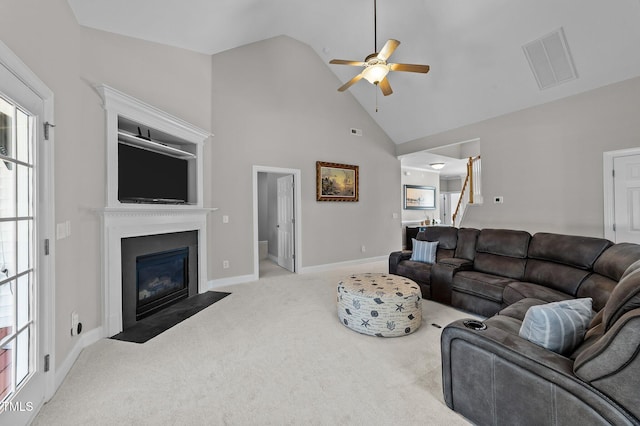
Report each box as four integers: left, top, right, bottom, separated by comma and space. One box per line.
337, 273, 422, 337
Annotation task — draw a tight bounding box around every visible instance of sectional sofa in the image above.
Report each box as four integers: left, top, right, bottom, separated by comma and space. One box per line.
388, 227, 640, 425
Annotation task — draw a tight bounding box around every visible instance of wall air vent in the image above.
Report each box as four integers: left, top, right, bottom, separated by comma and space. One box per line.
523, 27, 578, 90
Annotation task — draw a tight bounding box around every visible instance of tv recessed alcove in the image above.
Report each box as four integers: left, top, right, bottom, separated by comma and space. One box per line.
117, 116, 196, 205
98, 84, 210, 209
121, 231, 198, 331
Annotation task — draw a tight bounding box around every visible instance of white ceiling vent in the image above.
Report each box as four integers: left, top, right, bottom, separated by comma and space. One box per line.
523, 28, 578, 90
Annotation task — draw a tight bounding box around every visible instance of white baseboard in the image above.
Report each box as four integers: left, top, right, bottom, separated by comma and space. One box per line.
54, 326, 103, 391
299, 256, 388, 274
206, 273, 257, 290
205, 256, 387, 288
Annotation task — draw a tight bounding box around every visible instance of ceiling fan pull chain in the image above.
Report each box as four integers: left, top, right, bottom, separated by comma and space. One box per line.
375, 88, 379, 112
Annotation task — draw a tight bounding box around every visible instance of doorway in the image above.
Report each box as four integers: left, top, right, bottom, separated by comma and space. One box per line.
0, 41, 55, 425
440, 192, 461, 226
253, 166, 301, 279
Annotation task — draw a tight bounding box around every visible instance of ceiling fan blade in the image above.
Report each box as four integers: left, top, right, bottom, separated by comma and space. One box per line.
330, 59, 366, 66
389, 63, 430, 73
379, 77, 393, 96
338, 73, 364, 92
377, 39, 400, 61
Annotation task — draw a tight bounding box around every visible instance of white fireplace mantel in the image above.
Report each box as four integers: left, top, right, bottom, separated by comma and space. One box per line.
100, 207, 215, 337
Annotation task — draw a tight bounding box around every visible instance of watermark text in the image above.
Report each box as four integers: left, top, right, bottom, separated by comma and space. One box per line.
0, 401, 34, 412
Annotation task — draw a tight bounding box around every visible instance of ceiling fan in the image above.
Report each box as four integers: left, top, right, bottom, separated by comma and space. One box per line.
329, 0, 430, 96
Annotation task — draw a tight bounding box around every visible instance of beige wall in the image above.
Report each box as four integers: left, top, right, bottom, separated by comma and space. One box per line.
209, 36, 402, 276
440, 177, 462, 193
0, 1, 401, 369
0, 0, 212, 368
3, 0, 640, 382
397, 77, 640, 237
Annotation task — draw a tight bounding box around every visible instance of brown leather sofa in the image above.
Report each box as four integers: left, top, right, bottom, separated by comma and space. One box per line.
388, 226, 640, 425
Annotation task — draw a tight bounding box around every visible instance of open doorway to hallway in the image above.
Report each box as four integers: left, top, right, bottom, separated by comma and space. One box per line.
398, 138, 481, 229
440, 189, 461, 226
253, 166, 302, 279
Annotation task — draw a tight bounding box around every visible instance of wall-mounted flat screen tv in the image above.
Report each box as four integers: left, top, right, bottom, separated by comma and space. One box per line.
118, 143, 188, 204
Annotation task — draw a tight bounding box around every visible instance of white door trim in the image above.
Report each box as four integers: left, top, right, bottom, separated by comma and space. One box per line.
252, 166, 302, 279
0, 40, 55, 408
603, 147, 640, 242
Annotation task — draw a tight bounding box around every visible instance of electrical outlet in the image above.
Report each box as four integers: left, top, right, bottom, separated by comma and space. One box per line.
56, 222, 66, 240
223, 260, 230, 269
222, 215, 229, 224
56, 221, 72, 240
71, 312, 79, 336
361, 245, 366, 253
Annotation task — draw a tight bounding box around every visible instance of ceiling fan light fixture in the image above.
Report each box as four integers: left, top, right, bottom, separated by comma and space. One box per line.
430, 162, 445, 170
328, 0, 429, 96
362, 63, 389, 85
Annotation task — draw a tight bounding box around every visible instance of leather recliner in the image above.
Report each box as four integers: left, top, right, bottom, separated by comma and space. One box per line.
441, 261, 640, 425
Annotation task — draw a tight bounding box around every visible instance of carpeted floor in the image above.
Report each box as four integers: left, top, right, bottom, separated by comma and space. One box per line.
33, 261, 474, 425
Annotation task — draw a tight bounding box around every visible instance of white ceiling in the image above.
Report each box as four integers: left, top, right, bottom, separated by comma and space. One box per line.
67, 0, 640, 147
399, 149, 469, 178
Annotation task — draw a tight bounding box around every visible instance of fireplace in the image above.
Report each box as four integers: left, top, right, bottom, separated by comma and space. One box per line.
121, 231, 198, 331
99, 85, 213, 337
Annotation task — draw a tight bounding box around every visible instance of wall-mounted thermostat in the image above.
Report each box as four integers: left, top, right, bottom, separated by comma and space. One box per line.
494, 196, 504, 204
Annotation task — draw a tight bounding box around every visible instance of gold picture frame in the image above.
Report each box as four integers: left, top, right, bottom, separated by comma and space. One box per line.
316, 161, 359, 202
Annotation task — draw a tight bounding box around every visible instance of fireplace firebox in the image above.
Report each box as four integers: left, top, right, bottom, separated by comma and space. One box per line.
136, 247, 189, 320
121, 231, 198, 332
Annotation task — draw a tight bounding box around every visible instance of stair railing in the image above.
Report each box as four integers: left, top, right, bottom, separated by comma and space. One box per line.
452, 155, 481, 227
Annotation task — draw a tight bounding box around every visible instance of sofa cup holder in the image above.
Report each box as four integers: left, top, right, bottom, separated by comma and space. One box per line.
463, 320, 487, 331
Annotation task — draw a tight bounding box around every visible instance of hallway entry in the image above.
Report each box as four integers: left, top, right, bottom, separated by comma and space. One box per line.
253, 166, 302, 278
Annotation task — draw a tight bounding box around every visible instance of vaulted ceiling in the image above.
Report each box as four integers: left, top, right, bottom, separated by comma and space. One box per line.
67, 0, 640, 146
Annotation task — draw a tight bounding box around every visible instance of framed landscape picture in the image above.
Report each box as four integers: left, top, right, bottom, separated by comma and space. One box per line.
404, 185, 436, 209
316, 161, 359, 202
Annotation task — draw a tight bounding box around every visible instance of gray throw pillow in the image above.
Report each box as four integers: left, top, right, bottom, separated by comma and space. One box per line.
410, 239, 438, 264
519, 298, 593, 355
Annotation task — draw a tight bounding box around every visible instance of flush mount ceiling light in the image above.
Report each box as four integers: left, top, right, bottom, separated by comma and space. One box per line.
430, 162, 445, 170
329, 0, 430, 96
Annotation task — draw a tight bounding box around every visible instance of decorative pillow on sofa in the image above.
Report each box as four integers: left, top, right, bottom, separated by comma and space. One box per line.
519, 298, 593, 355
410, 239, 438, 264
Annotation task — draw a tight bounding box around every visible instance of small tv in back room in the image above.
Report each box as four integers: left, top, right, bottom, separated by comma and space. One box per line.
118, 143, 189, 204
